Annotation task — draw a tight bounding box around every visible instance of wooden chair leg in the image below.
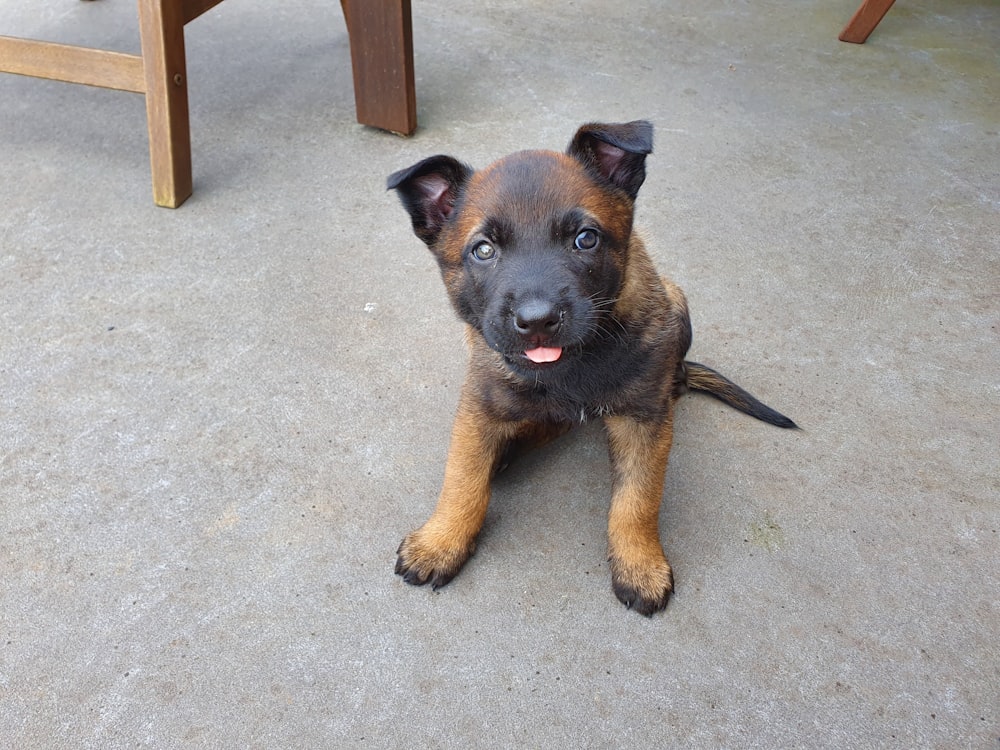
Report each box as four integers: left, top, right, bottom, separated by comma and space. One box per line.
341, 0, 416, 136
839, 0, 898, 44
138, 0, 193, 208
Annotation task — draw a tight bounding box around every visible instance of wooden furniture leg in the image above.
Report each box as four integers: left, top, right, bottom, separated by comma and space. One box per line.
0, 0, 223, 208
341, 0, 416, 135
1, 0, 416, 206
840, 0, 898, 44
139, 0, 192, 209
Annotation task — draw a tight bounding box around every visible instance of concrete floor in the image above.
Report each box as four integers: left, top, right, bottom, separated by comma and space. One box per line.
2, 0, 998, 747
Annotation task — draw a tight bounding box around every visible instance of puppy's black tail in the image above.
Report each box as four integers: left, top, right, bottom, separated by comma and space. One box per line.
684, 361, 798, 429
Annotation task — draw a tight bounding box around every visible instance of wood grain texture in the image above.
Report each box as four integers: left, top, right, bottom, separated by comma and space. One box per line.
341, 0, 417, 135
0, 36, 145, 93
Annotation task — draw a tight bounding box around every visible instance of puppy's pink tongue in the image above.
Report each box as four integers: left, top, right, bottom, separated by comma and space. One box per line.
524, 346, 562, 363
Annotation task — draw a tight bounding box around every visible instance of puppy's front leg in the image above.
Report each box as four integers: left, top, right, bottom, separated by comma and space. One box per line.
395, 387, 516, 589
604, 413, 675, 615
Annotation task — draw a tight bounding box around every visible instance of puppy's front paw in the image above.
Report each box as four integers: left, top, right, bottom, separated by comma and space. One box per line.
609, 549, 674, 616
395, 527, 475, 590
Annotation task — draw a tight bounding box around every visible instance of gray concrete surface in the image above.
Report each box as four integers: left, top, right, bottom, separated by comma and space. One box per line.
2, 0, 998, 747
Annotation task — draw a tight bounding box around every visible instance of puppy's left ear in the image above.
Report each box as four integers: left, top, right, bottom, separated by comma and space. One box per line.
387, 155, 473, 246
567, 120, 653, 200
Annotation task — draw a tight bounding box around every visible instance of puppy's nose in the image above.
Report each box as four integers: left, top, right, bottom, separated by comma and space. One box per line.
514, 299, 562, 337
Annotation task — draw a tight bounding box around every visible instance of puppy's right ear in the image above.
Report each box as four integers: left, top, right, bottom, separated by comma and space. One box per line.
387, 156, 473, 246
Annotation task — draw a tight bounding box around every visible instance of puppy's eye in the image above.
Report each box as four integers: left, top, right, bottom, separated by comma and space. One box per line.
472, 242, 496, 262
574, 229, 600, 251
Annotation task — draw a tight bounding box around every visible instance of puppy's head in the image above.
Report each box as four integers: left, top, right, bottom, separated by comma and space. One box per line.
388, 121, 653, 376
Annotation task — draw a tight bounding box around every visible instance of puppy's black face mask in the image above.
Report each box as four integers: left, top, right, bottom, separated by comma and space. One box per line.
387, 121, 654, 382
454, 153, 625, 376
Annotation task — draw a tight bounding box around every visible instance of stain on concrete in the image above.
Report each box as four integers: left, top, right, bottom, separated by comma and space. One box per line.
747, 511, 785, 552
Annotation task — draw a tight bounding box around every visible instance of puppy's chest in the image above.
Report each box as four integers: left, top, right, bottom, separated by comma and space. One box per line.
518, 387, 620, 425
495, 363, 662, 425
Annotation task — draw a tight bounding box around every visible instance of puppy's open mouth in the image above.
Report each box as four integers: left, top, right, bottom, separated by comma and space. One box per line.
523, 346, 563, 364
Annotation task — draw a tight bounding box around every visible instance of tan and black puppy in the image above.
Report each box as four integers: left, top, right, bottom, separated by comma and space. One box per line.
387, 121, 795, 615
